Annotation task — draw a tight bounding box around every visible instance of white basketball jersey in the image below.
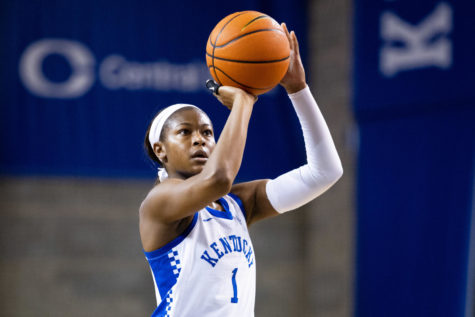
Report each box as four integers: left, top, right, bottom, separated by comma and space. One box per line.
144, 193, 256, 317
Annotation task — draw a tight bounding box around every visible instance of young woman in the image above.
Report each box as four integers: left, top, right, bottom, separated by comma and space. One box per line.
140, 23, 343, 317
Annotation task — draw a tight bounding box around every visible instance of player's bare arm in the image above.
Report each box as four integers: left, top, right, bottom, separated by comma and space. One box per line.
140, 86, 256, 251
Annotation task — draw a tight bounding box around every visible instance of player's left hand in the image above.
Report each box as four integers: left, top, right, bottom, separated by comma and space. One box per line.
279, 23, 307, 94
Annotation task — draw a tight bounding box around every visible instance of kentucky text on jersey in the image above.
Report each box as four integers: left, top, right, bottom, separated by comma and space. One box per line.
201, 234, 254, 268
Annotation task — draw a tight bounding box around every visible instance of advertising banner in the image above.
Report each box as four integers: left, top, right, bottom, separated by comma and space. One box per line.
354, 1, 475, 316
0, 0, 306, 179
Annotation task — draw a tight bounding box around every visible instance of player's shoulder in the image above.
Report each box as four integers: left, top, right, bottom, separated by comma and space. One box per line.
142, 178, 183, 204
230, 179, 270, 223
139, 178, 185, 222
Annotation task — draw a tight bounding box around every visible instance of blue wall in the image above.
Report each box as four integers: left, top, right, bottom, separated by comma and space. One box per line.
0, 0, 307, 180
354, 1, 475, 316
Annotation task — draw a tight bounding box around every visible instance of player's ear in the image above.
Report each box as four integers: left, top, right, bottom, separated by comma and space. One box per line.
154, 142, 167, 164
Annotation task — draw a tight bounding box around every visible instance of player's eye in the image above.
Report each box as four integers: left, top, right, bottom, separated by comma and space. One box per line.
203, 129, 213, 136
178, 129, 190, 135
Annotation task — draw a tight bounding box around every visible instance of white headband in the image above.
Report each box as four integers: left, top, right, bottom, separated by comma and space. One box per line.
148, 103, 199, 149
148, 103, 199, 181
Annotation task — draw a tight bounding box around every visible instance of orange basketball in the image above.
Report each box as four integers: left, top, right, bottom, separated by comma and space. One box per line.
206, 11, 290, 95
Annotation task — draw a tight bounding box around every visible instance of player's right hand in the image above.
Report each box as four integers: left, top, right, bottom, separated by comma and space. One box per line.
214, 86, 257, 110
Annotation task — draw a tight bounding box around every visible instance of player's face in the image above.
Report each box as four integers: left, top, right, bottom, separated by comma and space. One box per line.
161, 108, 216, 179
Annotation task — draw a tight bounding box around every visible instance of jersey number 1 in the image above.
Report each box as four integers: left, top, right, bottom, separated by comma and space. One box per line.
230, 268, 238, 303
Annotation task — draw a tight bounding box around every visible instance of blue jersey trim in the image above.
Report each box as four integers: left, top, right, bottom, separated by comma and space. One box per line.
205, 197, 233, 220
228, 192, 247, 220
144, 213, 198, 260
149, 249, 181, 315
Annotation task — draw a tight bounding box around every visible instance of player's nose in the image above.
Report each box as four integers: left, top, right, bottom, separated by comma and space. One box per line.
192, 131, 205, 146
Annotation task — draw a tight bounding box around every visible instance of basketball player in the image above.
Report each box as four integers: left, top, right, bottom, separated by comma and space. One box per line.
139, 23, 343, 317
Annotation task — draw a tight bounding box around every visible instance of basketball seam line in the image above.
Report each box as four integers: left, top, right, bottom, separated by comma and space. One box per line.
212, 12, 248, 85
241, 15, 269, 31
205, 52, 290, 64
209, 28, 285, 49
208, 65, 273, 90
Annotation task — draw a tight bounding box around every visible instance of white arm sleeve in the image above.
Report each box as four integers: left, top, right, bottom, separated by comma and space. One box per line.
265, 85, 343, 213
